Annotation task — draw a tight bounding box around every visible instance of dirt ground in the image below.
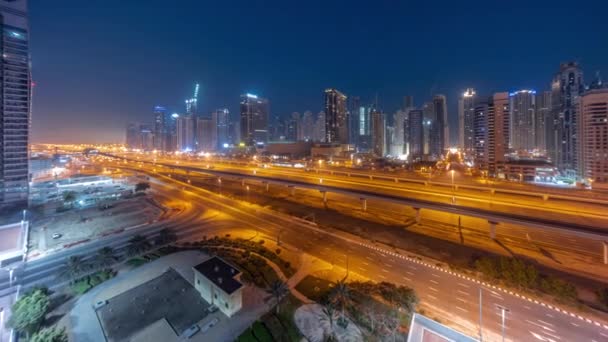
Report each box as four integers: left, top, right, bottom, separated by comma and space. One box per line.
29, 195, 164, 252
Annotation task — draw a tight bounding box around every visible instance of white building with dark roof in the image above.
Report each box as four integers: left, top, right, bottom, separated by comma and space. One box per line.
193, 256, 243, 317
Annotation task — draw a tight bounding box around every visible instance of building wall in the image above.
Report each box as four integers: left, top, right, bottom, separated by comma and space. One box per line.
193, 270, 243, 317
579, 89, 608, 182
459, 89, 476, 159
324, 89, 348, 144
0, 0, 30, 209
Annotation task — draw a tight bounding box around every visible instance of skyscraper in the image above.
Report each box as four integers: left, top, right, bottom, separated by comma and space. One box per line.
371, 108, 385, 156
408, 109, 424, 162
314, 111, 326, 142
509, 90, 536, 153
422, 102, 434, 157
474, 93, 509, 176
185, 83, 200, 150
301, 111, 315, 141
240, 93, 269, 146
458, 88, 476, 158
535, 91, 552, 155
0, 0, 30, 209
213, 108, 230, 149
391, 109, 407, 156
579, 88, 608, 183
402, 96, 414, 111
153, 106, 168, 151
176, 114, 195, 151
324, 88, 348, 144
197, 117, 216, 151
433, 94, 448, 151
551, 62, 584, 176
126, 123, 153, 151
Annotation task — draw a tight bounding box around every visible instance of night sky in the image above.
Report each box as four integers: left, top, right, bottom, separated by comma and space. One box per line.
31, 0, 608, 144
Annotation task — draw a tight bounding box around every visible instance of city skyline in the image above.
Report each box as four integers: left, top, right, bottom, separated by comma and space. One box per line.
30, 1, 608, 144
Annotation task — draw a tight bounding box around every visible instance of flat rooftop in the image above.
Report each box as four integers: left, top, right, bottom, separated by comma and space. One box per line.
96, 268, 209, 342
407, 313, 478, 342
193, 256, 242, 295
0, 222, 25, 266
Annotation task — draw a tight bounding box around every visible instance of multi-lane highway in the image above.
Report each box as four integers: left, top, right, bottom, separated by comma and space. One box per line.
4, 158, 607, 341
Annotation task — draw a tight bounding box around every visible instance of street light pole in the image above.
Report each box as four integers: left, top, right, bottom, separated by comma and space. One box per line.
479, 287, 483, 342
496, 304, 510, 342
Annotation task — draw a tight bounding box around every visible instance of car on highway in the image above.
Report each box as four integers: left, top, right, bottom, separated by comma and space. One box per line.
52, 233, 62, 239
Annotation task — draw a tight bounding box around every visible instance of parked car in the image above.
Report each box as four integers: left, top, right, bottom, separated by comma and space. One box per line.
182, 324, 200, 338
207, 305, 218, 314
201, 318, 219, 333
93, 300, 108, 310
52, 233, 62, 239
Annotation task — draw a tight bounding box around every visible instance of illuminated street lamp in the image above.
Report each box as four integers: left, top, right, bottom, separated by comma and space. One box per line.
496, 305, 510, 342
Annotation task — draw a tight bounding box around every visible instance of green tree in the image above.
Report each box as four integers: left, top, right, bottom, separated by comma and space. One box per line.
30, 326, 68, 342
62, 191, 77, 208
154, 228, 177, 246
7, 289, 51, 339
264, 280, 290, 314
135, 182, 150, 192
127, 234, 151, 256
58, 255, 88, 284
94, 247, 118, 270
475, 257, 500, 279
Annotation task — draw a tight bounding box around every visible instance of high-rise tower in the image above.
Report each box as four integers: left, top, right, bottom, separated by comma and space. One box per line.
324, 89, 348, 144
458, 88, 476, 158
551, 62, 584, 176
240, 93, 269, 146
0, 0, 30, 209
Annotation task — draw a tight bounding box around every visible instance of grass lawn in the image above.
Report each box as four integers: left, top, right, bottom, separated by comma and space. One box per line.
295, 275, 334, 302
236, 328, 257, 342
126, 257, 148, 268
260, 295, 302, 342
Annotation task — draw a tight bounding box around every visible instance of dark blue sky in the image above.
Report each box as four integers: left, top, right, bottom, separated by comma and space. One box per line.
31, 0, 608, 143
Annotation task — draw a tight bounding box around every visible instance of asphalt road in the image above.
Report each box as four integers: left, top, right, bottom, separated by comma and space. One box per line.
3, 167, 607, 341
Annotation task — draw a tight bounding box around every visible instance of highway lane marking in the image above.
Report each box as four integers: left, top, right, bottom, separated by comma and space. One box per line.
600, 332, 608, 338
406, 271, 414, 276
358, 267, 367, 272
403, 276, 411, 282
427, 294, 437, 300
490, 293, 504, 300
570, 322, 579, 327
431, 273, 440, 278
546, 313, 554, 318
382, 269, 389, 273
456, 298, 467, 303
407, 265, 417, 270
525, 320, 556, 333
457, 283, 469, 288
430, 280, 439, 285
379, 274, 387, 279
362, 262, 369, 266
455, 306, 468, 313
457, 290, 470, 296
366, 256, 374, 261
524, 305, 531, 310
429, 287, 438, 292
537, 319, 554, 327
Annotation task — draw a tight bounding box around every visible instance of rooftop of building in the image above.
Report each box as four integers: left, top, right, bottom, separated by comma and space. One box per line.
193, 256, 242, 295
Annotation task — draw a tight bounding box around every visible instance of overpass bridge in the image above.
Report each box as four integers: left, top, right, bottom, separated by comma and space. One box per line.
101, 153, 608, 264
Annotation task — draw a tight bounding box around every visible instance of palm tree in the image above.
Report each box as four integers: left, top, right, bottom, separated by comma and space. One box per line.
127, 235, 151, 256
264, 280, 289, 314
94, 247, 118, 270
330, 279, 351, 324
318, 302, 338, 341
58, 255, 88, 284
155, 228, 177, 246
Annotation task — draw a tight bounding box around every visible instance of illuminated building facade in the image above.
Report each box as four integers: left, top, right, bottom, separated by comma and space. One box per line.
0, 0, 30, 209
458, 88, 476, 157
551, 62, 584, 176
509, 90, 536, 153
240, 93, 269, 146
324, 88, 348, 144
579, 88, 608, 183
